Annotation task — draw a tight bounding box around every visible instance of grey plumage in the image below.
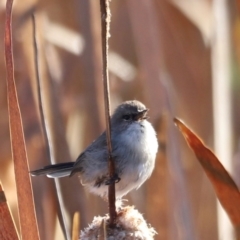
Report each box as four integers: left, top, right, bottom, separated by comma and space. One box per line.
31, 100, 158, 199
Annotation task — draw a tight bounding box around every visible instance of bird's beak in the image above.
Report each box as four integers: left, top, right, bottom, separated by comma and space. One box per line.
134, 109, 149, 121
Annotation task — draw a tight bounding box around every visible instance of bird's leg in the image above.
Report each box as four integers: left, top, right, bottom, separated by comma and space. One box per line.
105, 173, 121, 185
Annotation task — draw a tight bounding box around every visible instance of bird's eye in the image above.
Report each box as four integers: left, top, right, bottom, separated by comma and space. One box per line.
123, 114, 131, 121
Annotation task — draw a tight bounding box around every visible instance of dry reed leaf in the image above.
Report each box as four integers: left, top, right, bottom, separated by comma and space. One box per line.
174, 118, 240, 229
72, 212, 80, 240
97, 219, 106, 240
0, 183, 19, 240
127, 0, 164, 118
4, 0, 40, 239
169, 0, 213, 45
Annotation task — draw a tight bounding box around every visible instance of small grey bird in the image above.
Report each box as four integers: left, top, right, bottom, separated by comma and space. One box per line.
31, 100, 158, 199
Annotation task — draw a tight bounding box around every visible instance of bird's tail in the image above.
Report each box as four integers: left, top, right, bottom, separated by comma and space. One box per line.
30, 162, 74, 178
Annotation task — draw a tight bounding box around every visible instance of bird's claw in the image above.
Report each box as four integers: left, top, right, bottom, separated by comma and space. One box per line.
105, 173, 121, 185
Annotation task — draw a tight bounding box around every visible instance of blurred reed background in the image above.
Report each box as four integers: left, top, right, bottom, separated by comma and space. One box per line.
1, 0, 240, 239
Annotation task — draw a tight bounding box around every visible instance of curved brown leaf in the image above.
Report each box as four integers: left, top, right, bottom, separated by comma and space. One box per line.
174, 118, 240, 228
0, 183, 19, 240
4, 0, 40, 239
72, 212, 80, 240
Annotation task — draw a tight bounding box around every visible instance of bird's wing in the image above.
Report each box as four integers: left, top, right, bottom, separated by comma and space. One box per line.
70, 131, 107, 176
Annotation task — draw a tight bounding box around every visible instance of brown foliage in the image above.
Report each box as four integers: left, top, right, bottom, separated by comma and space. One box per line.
175, 118, 240, 236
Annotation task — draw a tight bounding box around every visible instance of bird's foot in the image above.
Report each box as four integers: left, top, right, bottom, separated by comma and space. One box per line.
105, 173, 121, 185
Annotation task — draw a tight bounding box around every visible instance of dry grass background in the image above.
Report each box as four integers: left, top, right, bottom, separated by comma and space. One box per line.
1, 0, 240, 239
